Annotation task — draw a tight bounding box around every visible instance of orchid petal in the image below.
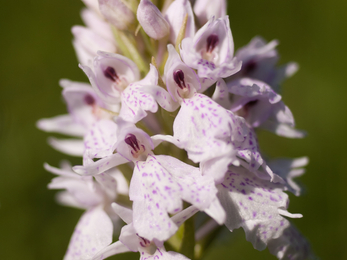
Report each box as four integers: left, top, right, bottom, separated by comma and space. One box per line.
173, 93, 246, 163
217, 166, 292, 251
48, 137, 84, 157
130, 154, 221, 241
92, 241, 130, 260
84, 120, 118, 160
63, 207, 113, 260
165, 0, 195, 44
111, 203, 133, 224
37, 114, 86, 137
73, 153, 129, 176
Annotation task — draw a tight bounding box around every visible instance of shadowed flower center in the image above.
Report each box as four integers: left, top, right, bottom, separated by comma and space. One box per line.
206, 34, 219, 53
201, 34, 219, 63
173, 69, 193, 99
84, 94, 95, 105
103, 66, 129, 92
125, 134, 146, 159
236, 99, 259, 119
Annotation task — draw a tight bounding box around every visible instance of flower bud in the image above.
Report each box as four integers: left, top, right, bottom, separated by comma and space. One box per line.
98, 0, 135, 30
137, 0, 169, 39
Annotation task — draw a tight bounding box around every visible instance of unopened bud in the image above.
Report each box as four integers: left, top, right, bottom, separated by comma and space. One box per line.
137, 0, 169, 39
98, 0, 135, 30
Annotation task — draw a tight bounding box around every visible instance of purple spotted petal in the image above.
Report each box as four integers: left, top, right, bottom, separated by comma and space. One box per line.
217, 166, 305, 253
164, 45, 201, 102
64, 207, 113, 260
83, 120, 118, 161
173, 93, 247, 164
120, 64, 179, 123
268, 224, 313, 260
129, 154, 222, 241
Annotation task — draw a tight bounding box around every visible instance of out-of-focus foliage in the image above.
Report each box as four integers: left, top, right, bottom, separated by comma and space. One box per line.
0, 0, 346, 259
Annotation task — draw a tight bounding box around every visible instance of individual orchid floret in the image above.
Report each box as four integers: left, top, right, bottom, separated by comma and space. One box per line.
226, 78, 282, 127
217, 165, 312, 260
164, 44, 201, 102
74, 124, 225, 241
164, 0, 195, 44
232, 36, 299, 91
91, 204, 198, 260
80, 51, 140, 104
193, 0, 226, 26
45, 162, 129, 260
180, 16, 241, 83
37, 79, 118, 157
137, 0, 170, 40
119, 64, 179, 123
98, 0, 135, 30
225, 78, 305, 138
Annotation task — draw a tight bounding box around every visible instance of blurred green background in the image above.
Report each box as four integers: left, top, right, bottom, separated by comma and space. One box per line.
0, 0, 346, 259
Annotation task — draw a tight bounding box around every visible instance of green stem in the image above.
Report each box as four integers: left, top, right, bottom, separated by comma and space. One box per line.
179, 208, 195, 260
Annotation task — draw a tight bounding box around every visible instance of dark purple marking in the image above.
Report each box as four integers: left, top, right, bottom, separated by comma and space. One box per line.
173, 69, 186, 89
206, 34, 219, 53
243, 59, 257, 74
84, 94, 95, 105
104, 66, 119, 82
125, 134, 140, 151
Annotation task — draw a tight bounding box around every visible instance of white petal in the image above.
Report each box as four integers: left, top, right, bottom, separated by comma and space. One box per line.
48, 137, 85, 157
73, 153, 129, 176
92, 241, 129, 260
64, 207, 113, 260
37, 114, 86, 137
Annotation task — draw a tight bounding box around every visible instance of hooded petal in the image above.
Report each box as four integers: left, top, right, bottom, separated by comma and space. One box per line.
64, 207, 113, 260
164, 45, 201, 102
92, 51, 140, 103
173, 93, 246, 164
180, 16, 241, 80
165, 0, 195, 44
193, 0, 226, 26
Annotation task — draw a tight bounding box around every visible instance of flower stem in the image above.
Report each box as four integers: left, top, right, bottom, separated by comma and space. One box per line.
179, 204, 195, 260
